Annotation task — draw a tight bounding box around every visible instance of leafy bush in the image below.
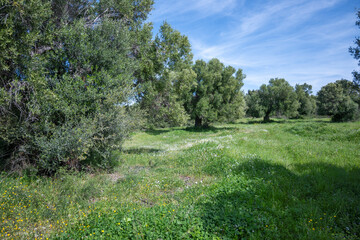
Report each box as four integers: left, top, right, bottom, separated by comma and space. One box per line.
331, 96, 359, 122
317, 80, 360, 122
0, 1, 153, 174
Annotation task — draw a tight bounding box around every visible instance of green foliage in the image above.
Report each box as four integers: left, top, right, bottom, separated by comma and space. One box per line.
0, 0, 154, 173
335, 79, 360, 106
245, 90, 265, 118
295, 83, 317, 116
317, 80, 360, 122
349, 9, 360, 88
54, 204, 209, 239
188, 58, 246, 127
258, 78, 300, 121
136, 22, 196, 128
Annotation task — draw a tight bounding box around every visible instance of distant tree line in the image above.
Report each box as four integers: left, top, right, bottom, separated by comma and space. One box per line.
245, 78, 360, 122
0, 1, 359, 174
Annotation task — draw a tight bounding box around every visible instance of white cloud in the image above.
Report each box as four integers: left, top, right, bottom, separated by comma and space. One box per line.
149, 0, 358, 92
149, 0, 237, 22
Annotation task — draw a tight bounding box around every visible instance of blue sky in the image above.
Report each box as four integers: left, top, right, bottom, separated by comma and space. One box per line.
148, 0, 359, 93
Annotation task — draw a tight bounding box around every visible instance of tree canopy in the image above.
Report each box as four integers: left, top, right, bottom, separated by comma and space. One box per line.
188, 58, 246, 127
257, 78, 299, 122
0, 0, 154, 173
295, 83, 316, 116
349, 10, 360, 88
136, 22, 196, 128
317, 80, 359, 122
245, 90, 264, 118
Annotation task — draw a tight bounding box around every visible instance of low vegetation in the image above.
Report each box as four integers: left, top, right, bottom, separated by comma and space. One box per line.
1, 119, 359, 239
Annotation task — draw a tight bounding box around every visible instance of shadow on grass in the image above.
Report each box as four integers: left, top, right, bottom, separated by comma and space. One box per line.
197, 158, 360, 239
145, 129, 172, 136
238, 119, 288, 124
144, 119, 336, 136
145, 126, 240, 134
297, 119, 331, 123
239, 118, 331, 125
183, 126, 239, 133
122, 148, 162, 154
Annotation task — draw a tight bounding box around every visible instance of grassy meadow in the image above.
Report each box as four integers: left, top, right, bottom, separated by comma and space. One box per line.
1, 118, 360, 239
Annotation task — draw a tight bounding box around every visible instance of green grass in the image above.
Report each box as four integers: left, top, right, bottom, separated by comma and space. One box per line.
1, 119, 360, 239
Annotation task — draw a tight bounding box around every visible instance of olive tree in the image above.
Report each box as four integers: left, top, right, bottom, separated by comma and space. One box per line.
187, 58, 246, 127
258, 78, 299, 122
317, 80, 359, 122
136, 22, 196, 128
0, 0, 154, 173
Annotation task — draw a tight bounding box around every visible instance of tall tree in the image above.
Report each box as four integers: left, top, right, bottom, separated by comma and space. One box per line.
187, 58, 246, 127
258, 78, 299, 122
136, 22, 196, 127
295, 83, 316, 116
0, 0, 154, 173
245, 90, 265, 118
317, 80, 359, 122
334, 79, 360, 106
349, 10, 360, 88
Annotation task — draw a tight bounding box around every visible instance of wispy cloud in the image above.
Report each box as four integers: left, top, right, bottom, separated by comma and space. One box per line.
202, 0, 345, 51
149, 0, 358, 92
149, 0, 237, 22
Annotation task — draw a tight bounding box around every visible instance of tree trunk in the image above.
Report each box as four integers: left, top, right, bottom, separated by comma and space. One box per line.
263, 111, 271, 122
195, 116, 202, 127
